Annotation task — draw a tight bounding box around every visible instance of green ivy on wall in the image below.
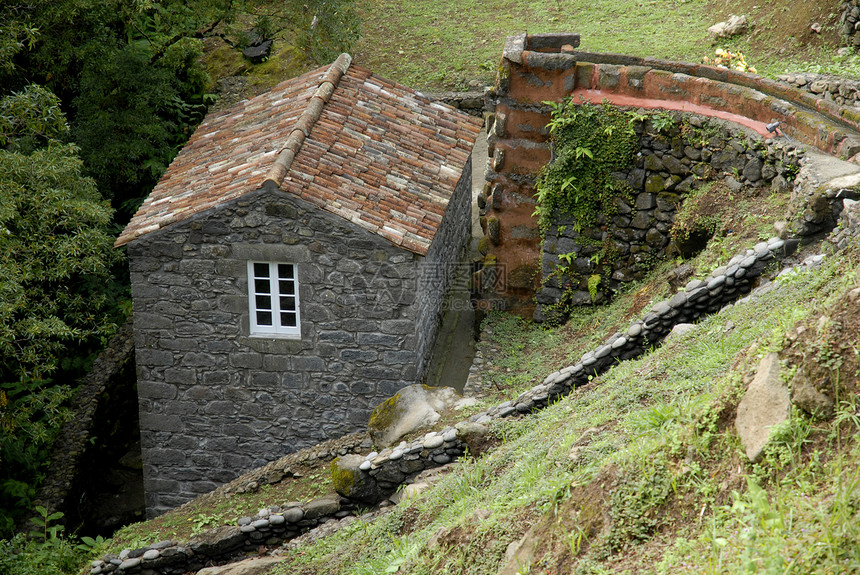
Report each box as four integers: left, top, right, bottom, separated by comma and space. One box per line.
533, 99, 641, 234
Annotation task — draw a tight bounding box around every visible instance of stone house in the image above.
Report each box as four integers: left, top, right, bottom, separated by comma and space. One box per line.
115, 54, 482, 516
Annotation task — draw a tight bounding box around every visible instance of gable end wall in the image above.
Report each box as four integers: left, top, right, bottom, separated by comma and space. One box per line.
128, 187, 424, 516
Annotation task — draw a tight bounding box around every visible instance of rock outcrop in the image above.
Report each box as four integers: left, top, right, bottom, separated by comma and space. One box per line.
735, 352, 791, 462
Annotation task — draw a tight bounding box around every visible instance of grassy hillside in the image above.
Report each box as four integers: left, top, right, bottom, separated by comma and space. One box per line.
210, 0, 853, 95
95, 177, 860, 574
256, 218, 860, 574
350, 0, 845, 90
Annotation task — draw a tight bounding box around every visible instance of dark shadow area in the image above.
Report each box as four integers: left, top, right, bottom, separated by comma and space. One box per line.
64, 358, 145, 538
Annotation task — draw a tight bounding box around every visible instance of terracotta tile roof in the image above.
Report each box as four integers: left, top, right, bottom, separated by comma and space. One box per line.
115, 54, 483, 255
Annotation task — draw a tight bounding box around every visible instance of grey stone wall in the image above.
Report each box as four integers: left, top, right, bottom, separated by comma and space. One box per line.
423, 91, 490, 116
29, 320, 136, 532
535, 113, 803, 321
841, 1, 860, 49
129, 185, 440, 517
779, 72, 860, 109
414, 163, 473, 375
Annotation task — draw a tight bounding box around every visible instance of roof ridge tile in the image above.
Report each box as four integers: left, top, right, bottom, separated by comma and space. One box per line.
264, 53, 352, 186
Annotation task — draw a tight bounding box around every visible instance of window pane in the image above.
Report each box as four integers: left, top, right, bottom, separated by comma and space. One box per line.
256, 311, 273, 326
278, 264, 294, 279
255, 279, 270, 294
256, 295, 271, 310
254, 262, 269, 277
281, 312, 297, 327
280, 280, 295, 295
280, 296, 296, 311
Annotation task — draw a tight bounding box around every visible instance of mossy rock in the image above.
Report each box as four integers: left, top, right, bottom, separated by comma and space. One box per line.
477, 235, 491, 256
330, 455, 383, 504
367, 384, 462, 448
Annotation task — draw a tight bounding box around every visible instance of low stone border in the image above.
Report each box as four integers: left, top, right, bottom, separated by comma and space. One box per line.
423, 90, 490, 116
778, 73, 860, 111
89, 495, 354, 574
493, 237, 796, 416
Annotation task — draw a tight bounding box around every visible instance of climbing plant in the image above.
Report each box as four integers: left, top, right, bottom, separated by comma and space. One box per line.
533, 99, 640, 234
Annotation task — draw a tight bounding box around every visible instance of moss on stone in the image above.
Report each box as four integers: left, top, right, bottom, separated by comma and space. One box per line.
330, 458, 356, 494
367, 393, 404, 436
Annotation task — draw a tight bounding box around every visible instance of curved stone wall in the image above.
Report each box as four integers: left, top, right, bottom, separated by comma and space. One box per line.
532, 112, 803, 320
480, 33, 860, 311
779, 72, 860, 110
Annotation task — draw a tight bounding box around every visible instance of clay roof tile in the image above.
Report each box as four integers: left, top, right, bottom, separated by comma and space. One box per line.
116, 54, 483, 254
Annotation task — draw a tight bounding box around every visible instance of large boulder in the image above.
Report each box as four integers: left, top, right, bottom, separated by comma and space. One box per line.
368, 384, 463, 448
708, 15, 749, 38
735, 352, 791, 462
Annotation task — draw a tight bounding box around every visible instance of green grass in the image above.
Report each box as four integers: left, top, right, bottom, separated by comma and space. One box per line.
267, 233, 859, 574
349, 0, 852, 91
353, 0, 715, 90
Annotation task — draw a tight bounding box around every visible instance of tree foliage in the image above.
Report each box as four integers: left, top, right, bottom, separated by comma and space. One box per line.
0, 86, 121, 537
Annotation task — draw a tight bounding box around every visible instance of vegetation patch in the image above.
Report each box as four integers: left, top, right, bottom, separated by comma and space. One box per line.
534, 99, 639, 235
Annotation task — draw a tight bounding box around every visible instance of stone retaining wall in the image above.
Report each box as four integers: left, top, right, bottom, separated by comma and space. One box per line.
423, 90, 490, 116
841, 1, 860, 49
778, 73, 860, 111
28, 319, 136, 532
533, 112, 802, 320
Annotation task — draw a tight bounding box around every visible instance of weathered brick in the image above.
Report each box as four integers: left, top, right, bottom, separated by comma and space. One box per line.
316, 329, 352, 343
230, 352, 262, 369
251, 372, 279, 386
145, 448, 186, 466
139, 413, 184, 433
203, 401, 236, 416
160, 338, 200, 352
380, 319, 414, 334
134, 313, 174, 331
340, 349, 378, 362
262, 355, 291, 371
383, 350, 415, 365
292, 356, 326, 371
181, 352, 217, 367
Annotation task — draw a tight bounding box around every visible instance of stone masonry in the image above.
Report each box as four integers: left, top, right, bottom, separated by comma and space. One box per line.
534, 113, 803, 319
480, 33, 860, 311
129, 169, 471, 516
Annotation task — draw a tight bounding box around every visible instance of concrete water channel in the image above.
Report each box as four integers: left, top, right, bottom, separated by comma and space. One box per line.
423, 127, 488, 394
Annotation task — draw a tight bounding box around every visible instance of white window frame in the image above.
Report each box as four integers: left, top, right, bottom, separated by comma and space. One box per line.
247, 261, 301, 338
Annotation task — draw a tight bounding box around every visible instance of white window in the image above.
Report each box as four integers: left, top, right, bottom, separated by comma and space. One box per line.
247, 261, 301, 337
